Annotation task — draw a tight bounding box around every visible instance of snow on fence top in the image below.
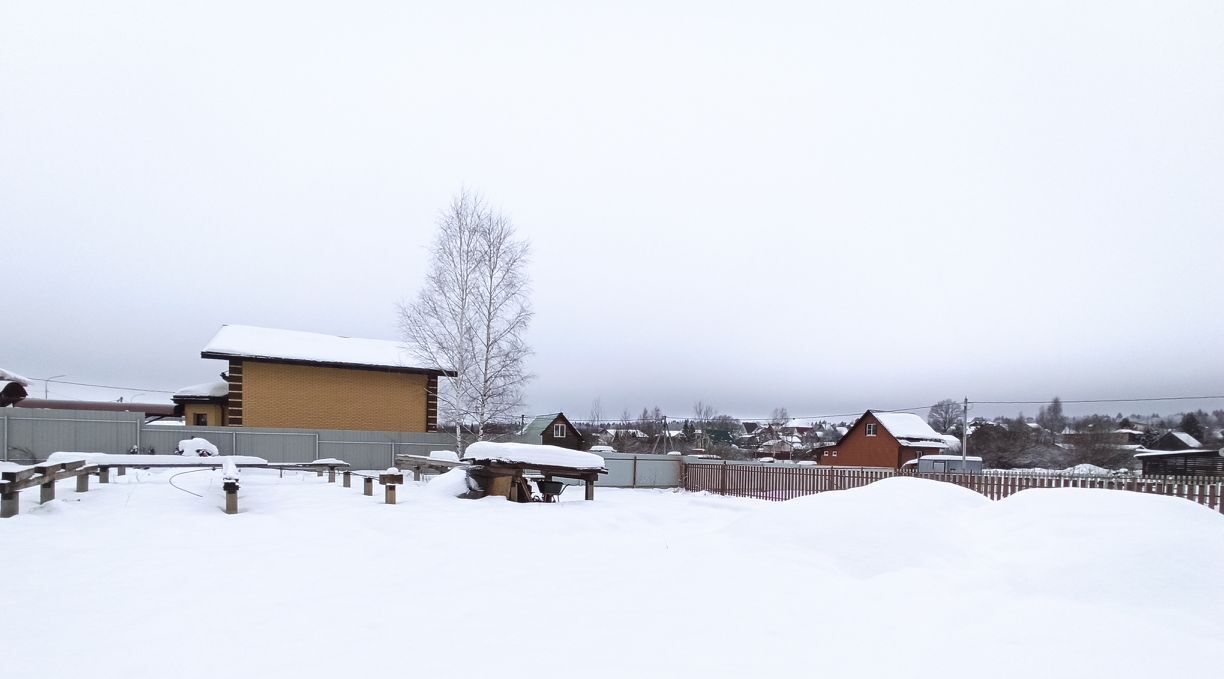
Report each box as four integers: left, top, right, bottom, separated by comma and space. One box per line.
47, 452, 270, 466
462, 441, 606, 470
202, 324, 449, 373
173, 381, 229, 398
0, 367, 31, 386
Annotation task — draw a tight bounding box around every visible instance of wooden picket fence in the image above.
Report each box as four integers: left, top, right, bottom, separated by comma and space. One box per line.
681, 462, 1224, 512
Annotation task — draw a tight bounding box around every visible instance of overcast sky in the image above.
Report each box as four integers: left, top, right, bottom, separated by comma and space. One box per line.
3, 1, 1222, 423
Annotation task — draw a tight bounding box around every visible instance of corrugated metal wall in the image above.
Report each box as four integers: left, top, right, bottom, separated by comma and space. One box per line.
0, 408, 690, 486
0, 407, 454, 469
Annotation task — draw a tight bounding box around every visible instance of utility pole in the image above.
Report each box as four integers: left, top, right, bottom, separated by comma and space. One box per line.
961, 397, 969, 466
44, 375, 66, 399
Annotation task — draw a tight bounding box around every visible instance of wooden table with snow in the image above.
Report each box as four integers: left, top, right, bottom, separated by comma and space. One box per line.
459, 441, 607, 502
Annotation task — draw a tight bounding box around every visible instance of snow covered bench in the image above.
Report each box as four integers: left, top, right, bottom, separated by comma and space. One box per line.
460, 442, 607, 502
1, 460, 95, 517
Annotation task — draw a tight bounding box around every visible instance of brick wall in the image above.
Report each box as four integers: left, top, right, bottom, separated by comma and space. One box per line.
239, 360, 431, 432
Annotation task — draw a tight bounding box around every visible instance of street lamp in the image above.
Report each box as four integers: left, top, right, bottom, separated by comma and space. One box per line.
43, 375, 66, 399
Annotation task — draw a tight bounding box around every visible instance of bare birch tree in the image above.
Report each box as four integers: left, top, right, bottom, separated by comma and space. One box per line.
468, 205, 533, 440
399, 189, 533, 450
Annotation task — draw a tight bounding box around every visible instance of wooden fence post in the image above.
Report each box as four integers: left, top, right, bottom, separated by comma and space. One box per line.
328, 467, 336, 483
720, 461, 728, 496
343, 471, 352, 488
75, 473, 89, 493
363, 477, 374, 496
98, 467, 110, 484
40, 478, 55, 504
224, 480, 239, 515
0, 489, 16, 518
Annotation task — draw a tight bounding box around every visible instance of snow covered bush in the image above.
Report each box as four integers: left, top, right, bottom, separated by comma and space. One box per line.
177, 437, 219, 457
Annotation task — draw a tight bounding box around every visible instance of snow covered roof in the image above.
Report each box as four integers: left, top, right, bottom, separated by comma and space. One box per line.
903, 455, 983, 464
602, 428, 649, 438
0, 368, 30, 386
1134, 447, 1222, 459
201, 325, 450, 374
869, 411, 947, 447
173, 380, 229, 399
462, 441, 606, 470
783, 418, 818, 429
1169, 431, 1202, 448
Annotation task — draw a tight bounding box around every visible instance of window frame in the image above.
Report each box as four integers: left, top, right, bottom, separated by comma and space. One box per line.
865, 423, 877, 437
194, 413, 208, 426
553, 423, 567, 438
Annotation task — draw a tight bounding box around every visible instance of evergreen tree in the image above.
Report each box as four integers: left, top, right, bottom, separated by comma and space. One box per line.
1180, 413, 1204, 441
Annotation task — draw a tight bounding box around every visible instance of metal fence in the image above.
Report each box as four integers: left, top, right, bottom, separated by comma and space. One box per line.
682, 460, 1224, 512
597, 452, 683, 488
0, 407, 454, 469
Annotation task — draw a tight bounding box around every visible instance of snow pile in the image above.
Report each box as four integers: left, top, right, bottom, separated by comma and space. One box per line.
221, 457, 239, 482
178, 437, 219, 456
724, 477, 990, 576
0, 367, 31, 386
463, 441, 605, 470
173, 381, 229, 398
310, 458, 347, 465
2, 473, 1221, 679
422, 467, 472, 498
428, 450, 460, 463
1063, 463, 1115, 475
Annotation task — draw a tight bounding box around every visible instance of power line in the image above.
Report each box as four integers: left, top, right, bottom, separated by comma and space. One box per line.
29, 377, 176, 394
973, 395, 1224, 406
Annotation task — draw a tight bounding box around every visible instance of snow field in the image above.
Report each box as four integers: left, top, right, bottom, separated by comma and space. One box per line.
0, 472, 1220, 678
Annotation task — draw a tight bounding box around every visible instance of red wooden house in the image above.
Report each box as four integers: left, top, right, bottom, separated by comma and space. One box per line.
821, 410, 951, 468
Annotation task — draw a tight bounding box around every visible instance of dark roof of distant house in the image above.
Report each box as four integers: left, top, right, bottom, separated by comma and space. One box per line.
519, 413, 583, 442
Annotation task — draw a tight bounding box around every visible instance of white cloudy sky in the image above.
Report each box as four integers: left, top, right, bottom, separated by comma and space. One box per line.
3, 1, 1222, 421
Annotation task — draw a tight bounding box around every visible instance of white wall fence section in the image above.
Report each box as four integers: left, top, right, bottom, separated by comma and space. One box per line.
595, 452, 684, 488
0, 407, 454, 470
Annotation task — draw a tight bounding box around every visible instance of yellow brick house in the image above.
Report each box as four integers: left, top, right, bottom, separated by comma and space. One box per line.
173, 325, 451, 432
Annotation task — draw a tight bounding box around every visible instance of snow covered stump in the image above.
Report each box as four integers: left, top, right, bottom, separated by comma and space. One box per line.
379, 469, 404, 504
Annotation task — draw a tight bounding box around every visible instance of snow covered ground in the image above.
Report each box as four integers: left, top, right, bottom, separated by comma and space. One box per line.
1, 471, 1221, 678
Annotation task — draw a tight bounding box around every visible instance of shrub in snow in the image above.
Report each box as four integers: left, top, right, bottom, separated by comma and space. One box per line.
177, 437, 219, 457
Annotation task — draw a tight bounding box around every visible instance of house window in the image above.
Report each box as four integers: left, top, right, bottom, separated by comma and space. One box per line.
194, 413, 208, 426
866, 423, 877, 436
553, 423, 567, 438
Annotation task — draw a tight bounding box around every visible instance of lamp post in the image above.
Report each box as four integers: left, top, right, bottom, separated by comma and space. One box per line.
44, 375, 66, 399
